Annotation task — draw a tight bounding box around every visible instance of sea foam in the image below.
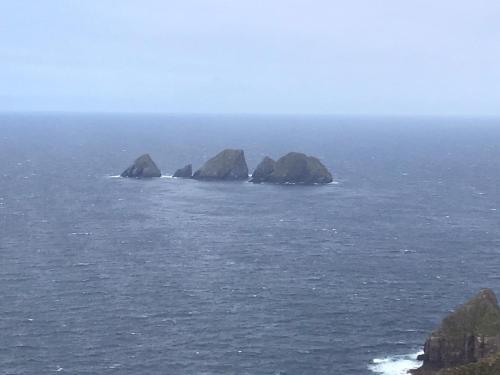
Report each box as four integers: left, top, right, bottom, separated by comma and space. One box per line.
368, 351, 422, 375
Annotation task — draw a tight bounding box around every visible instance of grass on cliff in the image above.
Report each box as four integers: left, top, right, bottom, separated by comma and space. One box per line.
438, 352, 500, 375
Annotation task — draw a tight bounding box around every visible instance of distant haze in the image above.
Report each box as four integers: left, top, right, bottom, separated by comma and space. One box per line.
1, 1, 500, 116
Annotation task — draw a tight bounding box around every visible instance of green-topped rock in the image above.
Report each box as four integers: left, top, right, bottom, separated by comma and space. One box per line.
256, 152, 332, 184
193, 149, 248, 181
438, 352, 500, 375
121, 154, 161, 178
411, 289, 500, 375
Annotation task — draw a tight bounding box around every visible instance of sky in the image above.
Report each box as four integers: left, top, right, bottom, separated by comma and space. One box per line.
1, 1, 500, 116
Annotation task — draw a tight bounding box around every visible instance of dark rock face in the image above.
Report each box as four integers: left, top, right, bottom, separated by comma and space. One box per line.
411, 289, 500, 375
173, 164, 192, 178
250, 157, 276, 183
121, 154, 161, 178
253, 152, 332, 184
193, 149, 248, 181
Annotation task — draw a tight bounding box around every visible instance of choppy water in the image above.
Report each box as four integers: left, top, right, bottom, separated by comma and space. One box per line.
1, 113, 500, 375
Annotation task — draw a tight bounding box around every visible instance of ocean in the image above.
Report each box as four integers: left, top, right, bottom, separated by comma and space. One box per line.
1, 113, 499, 375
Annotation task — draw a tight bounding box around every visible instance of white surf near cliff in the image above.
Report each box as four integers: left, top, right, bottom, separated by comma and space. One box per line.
369, 351, 422, 375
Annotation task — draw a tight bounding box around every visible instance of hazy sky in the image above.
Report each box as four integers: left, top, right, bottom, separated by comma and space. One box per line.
1, 1, 500, 115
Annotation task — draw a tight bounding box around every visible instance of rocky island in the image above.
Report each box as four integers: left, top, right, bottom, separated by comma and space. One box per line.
250, 156, 276, 183
192, 149, 248, 181
251, 152, 332, 184
121, 154, 162, 178
119, 149, 333, 185
411, 288, 500, 375
173, 164, 192, 178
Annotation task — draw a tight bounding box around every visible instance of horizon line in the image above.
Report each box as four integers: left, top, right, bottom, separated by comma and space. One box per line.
1, 110, 500, 120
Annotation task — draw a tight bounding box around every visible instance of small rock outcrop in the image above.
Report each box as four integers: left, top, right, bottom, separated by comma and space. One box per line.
121, 154, 161, 178
250, 156, 276, 183
251, 152, 332, 184
411, 289, 500, 375
193, 149, 248, 181
173, 164, 192, 178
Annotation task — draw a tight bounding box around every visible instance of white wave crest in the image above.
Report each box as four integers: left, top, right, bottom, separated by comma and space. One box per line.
368, 351, 422, 375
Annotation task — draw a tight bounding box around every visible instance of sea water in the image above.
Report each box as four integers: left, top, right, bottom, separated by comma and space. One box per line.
1, 113, 499, 374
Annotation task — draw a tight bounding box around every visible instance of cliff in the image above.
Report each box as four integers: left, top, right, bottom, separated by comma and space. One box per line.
411, 289, 500, 375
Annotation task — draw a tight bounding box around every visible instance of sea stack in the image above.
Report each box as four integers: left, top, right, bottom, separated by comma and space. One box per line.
193, 149, 248, 181
251, 152, 332, 184
120, 154, 161, 178
173, 164, 192, 178
411, 288, 500, 375
250, 156, 276, 183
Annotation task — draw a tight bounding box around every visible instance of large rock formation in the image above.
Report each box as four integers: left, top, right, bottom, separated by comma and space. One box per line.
251, 152, 332, 184
173, 164, 192, 178
411, 289, 500, 375
250, 156, 276, 183
193, 149, 248, 181
121, 154, 161, 178
438, 353, 500, 375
